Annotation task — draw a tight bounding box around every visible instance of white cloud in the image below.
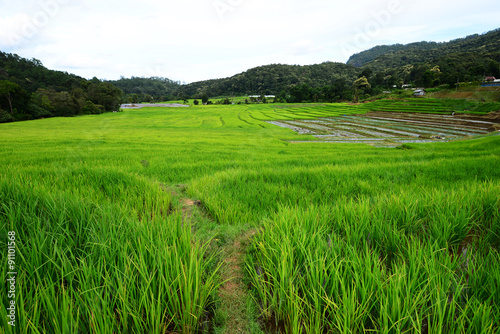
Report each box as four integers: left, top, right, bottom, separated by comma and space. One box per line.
0, 13, 33, 48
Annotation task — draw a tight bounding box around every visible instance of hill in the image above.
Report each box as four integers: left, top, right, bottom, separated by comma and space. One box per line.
174, 62, 361, 98
174, 28, 500, 101
0, 52, 83, 93
347, 28, 500, 70
0, 51, 122, 122
2, 27, 500, 122
106, 76, 181, 103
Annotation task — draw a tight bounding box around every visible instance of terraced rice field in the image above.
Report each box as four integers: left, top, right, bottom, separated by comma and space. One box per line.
2, 101, 500, 333
268, 111, 500, 146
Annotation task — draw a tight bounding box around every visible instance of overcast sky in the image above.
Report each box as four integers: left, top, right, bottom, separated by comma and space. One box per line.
1, 0, 499, 83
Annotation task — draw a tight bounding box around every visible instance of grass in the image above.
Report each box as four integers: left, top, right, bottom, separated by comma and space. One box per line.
1, 102, 499, 333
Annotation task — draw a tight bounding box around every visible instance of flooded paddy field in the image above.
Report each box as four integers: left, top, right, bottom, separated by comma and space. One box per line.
268, 111, 500, 147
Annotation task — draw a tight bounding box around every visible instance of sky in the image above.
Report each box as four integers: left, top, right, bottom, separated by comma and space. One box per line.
1, 0, 499, 83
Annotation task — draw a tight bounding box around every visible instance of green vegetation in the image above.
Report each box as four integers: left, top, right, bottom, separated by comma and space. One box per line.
367, 98, 500, 114
0, 52, 123, 122
106, 76, 181, 104
2, 27, 500, 124
347, 28, 500, 69
1, 103, 499, 333
174, 28, 500, 101
346, 29, 500, 91
174, 62, 361, 98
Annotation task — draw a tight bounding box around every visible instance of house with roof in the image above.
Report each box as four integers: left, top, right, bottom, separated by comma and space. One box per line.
481, 78, 500, 87
413, 89, 426, 97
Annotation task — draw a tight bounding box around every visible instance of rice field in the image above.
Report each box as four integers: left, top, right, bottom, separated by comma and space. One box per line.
269, 111, 499, 147
1, 102, 499, 333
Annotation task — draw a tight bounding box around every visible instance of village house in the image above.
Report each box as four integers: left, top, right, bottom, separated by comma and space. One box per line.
481, 77, 500, 87
413, 89, 426, 97
248, 95, 276, 102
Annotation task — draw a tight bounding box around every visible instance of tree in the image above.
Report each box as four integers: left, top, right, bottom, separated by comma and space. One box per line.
0, 107, 14, 123
193, 99, 199, 105
288, 84, 313, 103
0, 80, 20, 115
487, 60, 500, 77
352, 76, 371, 103
360, 67, 373, 79
82, 100, 105, 115
201, 93, 209, 104
87, 82, 123, 111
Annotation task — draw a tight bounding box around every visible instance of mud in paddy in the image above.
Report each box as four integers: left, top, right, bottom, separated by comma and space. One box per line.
268, 111, 500, 147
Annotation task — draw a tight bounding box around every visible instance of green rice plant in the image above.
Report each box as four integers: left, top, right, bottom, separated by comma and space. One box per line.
322, 245, 383, 333
467, 248, 500, 309
459, 299, 497, 334
247, 186, 500, 333
484, 196, 500, 249
1, 103, 500, 332
0, 175, 220, 333
246, 206, 332, 332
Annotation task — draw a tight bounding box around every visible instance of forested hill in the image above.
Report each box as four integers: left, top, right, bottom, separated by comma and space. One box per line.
174, 62, 361, 98
347, 28, 500, 70
0, 51, 122, 123
106, 77, 181, 103
0, 52, 83, 92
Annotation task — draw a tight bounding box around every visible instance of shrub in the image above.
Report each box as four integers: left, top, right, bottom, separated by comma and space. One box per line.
82, 100, 105, 115
0, 107, 14, 123
27, 103, 52, 119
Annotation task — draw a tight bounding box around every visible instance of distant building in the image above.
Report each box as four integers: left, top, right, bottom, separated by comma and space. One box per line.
481, 78, 500, 87
413, 89, 426, 96
482, 82, 500, 87
248, 95, 276, 102
248, 95, 276, 98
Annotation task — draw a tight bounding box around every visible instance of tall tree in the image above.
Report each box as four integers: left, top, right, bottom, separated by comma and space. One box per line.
0, 80, 20, 115
352, 76, 371, 103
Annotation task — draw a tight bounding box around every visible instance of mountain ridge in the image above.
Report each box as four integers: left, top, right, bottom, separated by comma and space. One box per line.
347, 28, 500, 69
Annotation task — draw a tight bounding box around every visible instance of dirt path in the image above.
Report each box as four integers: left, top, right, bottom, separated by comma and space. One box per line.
218, 229, 257, 334
166, 183, 259, 332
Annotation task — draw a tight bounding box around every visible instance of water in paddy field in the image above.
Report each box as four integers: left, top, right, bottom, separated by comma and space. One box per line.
267, 112, 499, 147
121, 103, 190, 109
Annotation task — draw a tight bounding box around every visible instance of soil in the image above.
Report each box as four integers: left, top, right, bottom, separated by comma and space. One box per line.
164, 184, 258, 332
218, 229, 258, 334
180, 198, 201, 219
